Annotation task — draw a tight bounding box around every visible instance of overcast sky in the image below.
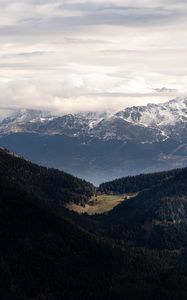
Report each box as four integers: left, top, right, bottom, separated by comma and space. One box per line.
0, 0, 187, 116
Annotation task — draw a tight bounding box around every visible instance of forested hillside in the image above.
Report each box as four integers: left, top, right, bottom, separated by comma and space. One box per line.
0, 150, 187, 300
0, 151, 187, 299
0, 176, 120, 300
96, 168, 187, 249
98, 169, 182, 194
0, 148, 95, 206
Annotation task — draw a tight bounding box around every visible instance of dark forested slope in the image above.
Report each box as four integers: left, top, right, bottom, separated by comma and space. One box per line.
0, 176, 121, 300
98, 169, 182, 194
97, 168, 187, 249
0, 148, 95, 206
0, 148, 187, 299
0, 157, 187, 300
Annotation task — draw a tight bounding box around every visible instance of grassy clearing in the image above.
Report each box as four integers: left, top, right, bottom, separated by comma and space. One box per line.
66, 194, 136, 215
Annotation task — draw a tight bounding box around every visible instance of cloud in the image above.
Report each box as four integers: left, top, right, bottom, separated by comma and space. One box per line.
0, 0, 185, 36
153, 87, 177, 93
0, 0, 186, 116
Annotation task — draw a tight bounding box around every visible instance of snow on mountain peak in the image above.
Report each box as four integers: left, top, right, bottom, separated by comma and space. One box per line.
0, 97, 187, 142
116, 97, 187, 128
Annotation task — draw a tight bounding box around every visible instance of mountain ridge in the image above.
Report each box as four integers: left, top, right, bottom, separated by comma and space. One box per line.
0, 97, 187, 184
95, 167, 187, 249
0, 147, 95, 206
1, 97, 187, 142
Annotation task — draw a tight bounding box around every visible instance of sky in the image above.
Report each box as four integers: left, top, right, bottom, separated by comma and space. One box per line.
0, 0, 187, 117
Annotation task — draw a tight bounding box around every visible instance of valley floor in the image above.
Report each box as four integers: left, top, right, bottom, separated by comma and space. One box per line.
66, 193, 137, 215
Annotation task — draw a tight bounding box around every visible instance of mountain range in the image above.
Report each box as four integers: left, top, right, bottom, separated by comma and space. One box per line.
1, 97, 187, 141
0, 97, 187, 184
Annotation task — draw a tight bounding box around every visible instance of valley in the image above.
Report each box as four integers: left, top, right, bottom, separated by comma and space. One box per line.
66, 193, 136, 215
1, 1, 187, 299
0, 98, 187, 299
0, 147, 187, 299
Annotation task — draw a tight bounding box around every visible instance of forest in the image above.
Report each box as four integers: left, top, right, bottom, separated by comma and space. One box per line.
0, 148, 187, 299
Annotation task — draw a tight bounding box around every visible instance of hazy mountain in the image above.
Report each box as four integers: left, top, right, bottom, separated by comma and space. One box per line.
0, 109, 107, 139
0, 98, 187, 184
1, 97, 187, 142
0, 109, 54, 135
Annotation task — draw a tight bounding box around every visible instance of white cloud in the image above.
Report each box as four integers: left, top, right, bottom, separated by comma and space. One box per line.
0, 0, 186, 115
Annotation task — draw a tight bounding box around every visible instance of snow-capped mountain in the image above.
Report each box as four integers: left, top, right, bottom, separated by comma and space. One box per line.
116, 98, 187, 128
0, 109, 108, 138
116, 97, 187, 140
0, 97, 187, 142
0, 109, 54, 135
116, 97, 187, 127
0, 98, 187, 183
89, 115, 164, 142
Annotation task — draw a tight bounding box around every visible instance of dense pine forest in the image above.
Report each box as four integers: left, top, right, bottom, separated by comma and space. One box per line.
0, 148, 95, 205
95, 168, 187, 249
98, 169, 183, 194
0, 148, 187, 299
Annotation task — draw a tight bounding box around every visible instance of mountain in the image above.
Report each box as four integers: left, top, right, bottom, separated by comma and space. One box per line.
1, 98, 187, 142
116, 97, 187, 141
96, 168, 187, 250
98, 169, 183, 194
0, 109, 107, 139
0, 147, 95, 206
0, 152, 120, 300
0, 109, 54, 135
0, 148, 187, 299
0, 98, 187, 184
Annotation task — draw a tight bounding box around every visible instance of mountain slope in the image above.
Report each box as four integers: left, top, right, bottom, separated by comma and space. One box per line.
96, 168, 187, 249
98, 169, 182, 194
0, 109, 107, 139
0, 98, 187, 184
0, 148, 187, 299
0, 109, 54, 135
117, 97, 187, 128
116, 97, 187, 141
0, 148, 95, 205
1, 97, 187, 142
0, 175, 122, 300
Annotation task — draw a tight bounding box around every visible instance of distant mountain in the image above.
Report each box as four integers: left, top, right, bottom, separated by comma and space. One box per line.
0, 98, 187, 184
0, 109, 54, 135
0, 109, 107, 139
116, 97, 187, 141
1, 98, 187, 142
117, 98, 187, 127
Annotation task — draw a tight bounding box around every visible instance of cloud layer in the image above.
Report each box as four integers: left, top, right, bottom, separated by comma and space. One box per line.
0, 0, 186, 116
